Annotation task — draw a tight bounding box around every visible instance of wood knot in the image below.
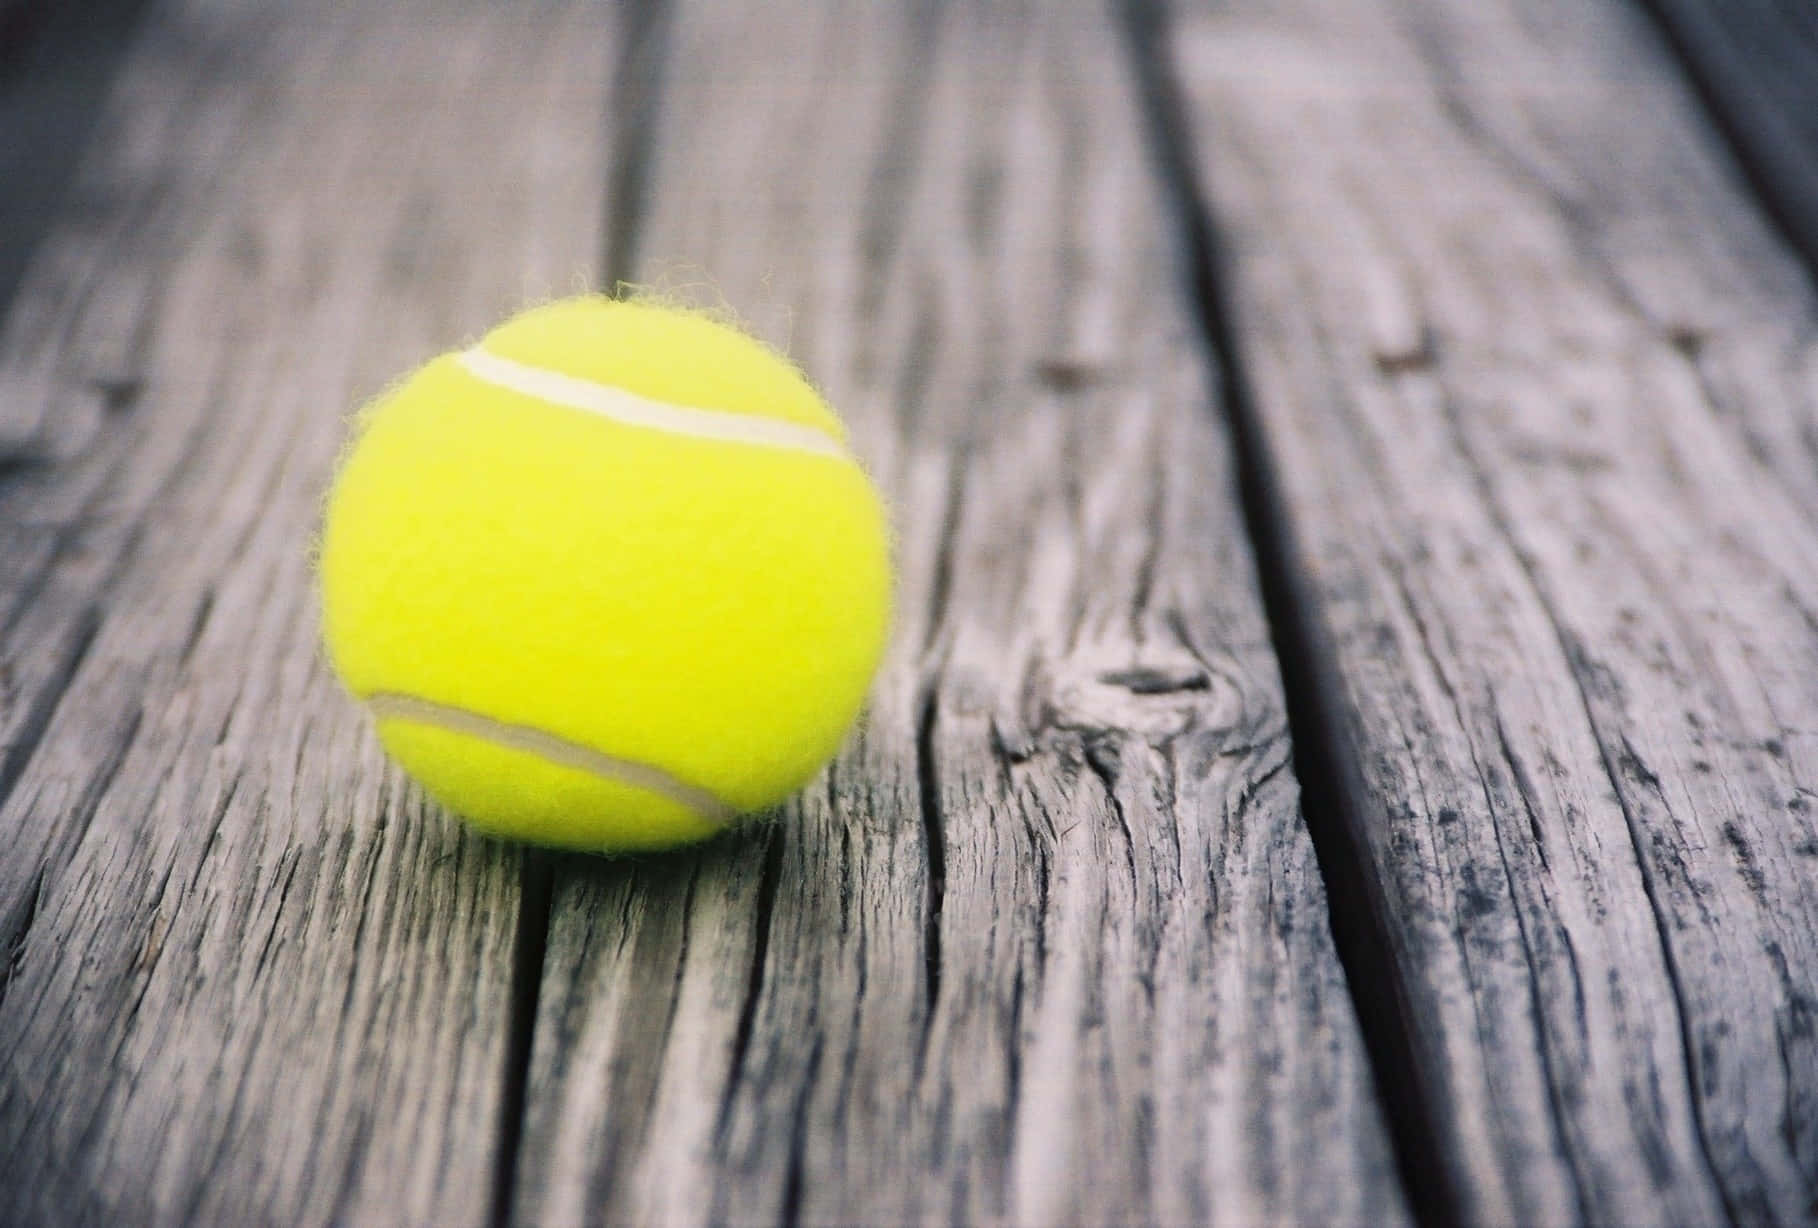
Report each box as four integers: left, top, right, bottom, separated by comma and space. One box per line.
1372, 342, 1433, 375
1033, 357, 1106, 392
87, 375, 144, 414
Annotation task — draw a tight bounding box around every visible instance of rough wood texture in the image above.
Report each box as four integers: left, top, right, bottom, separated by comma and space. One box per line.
0, 1, 616, 1222
510, 2, 1407, 1225
1164, 0, 1818, 1222
21, 0, 1818, 1221
1645, 0, 1818, 271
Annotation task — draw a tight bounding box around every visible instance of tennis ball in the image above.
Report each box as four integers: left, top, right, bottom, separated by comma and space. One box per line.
319, 297, 892, 853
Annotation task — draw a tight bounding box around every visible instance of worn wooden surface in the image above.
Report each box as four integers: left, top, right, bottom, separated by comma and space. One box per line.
0, 0, 1404, 1224
511, 3, 1403, 1225
4, 0, 1818, 1223
0, 1, 614, 1223
1162, 0, 1818, 1222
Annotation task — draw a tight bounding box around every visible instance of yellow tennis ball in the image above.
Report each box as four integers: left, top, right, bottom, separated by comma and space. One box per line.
319, 297, 892, 853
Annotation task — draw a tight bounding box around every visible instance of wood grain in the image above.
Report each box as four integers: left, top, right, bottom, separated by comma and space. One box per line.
1162, 0, 1818, 1222
0, 1, 617, 1222
509, 2, 1409, 1225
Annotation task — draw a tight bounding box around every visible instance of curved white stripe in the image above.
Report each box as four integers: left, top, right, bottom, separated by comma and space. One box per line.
457, 348, 850, 461
367, 692, 738, 825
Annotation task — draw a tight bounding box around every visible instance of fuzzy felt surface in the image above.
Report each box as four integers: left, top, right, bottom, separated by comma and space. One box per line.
376, 717, 723, 853
320, 298, 892, 852
485, 297, 845, 436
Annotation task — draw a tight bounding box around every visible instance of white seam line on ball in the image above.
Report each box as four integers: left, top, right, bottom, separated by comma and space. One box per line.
457, 348, 851, 461
365, 692, 738, 826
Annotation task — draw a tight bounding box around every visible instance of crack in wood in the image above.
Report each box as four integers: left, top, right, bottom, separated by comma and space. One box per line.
1430, 354, 1743, 1213
1560, 640, 1742, 1219
716, 829, 785, 1145
600, 0, 670, 292
1477, 721, 1595, 1223
776, 1027, 823, 1228
0, 867, 43, 1015
490, 851, 551, 1228
914, 680, 946, 1079
1120, 3, 1457, 1222
0, 603, 98, 820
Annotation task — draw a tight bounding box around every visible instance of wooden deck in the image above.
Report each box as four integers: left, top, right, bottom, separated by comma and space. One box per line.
2, 0, 1815, 1223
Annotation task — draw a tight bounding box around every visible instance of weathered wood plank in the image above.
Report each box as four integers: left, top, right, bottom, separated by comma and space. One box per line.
1645, 0, 1818, 270
0, 0, 148, 317
1163, 0, 1818, 1222
512, 3, 1410, 1225
0, 2, 617, 1222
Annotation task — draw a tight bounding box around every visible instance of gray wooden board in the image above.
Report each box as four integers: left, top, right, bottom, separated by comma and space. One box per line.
0, 0, 150, 316
1164, 0, 1818, 1222
0, 0, 618, 1222
1645, 0, 1818, 272
510, 1, 1409, 1225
